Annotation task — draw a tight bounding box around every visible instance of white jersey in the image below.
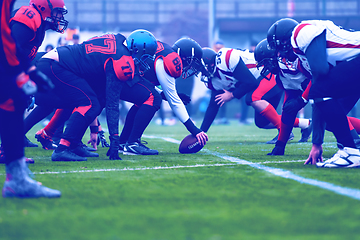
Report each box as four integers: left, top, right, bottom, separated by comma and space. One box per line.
291, 20, 360, 73
155, 58, 189, 123
278, 58, 310, 91
209, 48, 262, 91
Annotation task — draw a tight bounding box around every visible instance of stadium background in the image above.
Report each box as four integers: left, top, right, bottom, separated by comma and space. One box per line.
14, 0, 360, 121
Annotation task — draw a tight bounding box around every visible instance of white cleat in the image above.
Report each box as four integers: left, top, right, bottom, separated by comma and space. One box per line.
316, 147, 360, 168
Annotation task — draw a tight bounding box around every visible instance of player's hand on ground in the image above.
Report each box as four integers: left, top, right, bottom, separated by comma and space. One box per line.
87, 132, 98, 150
215, 89, 234, 107
305, 144, 323, 165
106, 135, 121, 160
196, 131, 208, 146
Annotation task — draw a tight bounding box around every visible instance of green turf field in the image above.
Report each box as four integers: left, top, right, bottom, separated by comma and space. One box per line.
1, 120, 360, 240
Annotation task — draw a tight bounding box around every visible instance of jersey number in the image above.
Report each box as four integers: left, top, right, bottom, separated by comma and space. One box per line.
173, 57, 181, 72
22, 8, 35, 19
85, 34, 116, 54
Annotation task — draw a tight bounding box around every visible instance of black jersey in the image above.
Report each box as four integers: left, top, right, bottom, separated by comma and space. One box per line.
143, 41, 182, 86
10, 6, 46, 63
57, 33, 134, 82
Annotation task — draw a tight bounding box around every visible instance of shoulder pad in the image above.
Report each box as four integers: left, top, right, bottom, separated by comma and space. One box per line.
161, 52, 182, 78
11, 6, 42, 32
110, 55, 135, 81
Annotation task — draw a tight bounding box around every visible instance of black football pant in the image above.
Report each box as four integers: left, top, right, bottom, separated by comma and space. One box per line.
309, 55, 360, 148
119, 80, 162, 144
0, 71, 28, 164
36, 59, 102, 145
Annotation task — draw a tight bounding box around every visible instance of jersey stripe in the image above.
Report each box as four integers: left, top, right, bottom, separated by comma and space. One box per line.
225, 48, 233, 70
293, 23, 311, 48
327, 41, 360, 49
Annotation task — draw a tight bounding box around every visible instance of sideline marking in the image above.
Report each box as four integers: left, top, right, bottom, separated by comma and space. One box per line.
146, 135, 360, 201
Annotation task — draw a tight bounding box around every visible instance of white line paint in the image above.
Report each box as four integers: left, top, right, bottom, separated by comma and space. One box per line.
146, 135, 360, 201
32, 163, 236, 175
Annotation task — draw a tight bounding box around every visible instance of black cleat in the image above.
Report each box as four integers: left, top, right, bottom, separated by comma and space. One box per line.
123, 142, 159, 155
24, 136, 38, 148
71, 143, 99, 157
51, 149, 87, 161
35, 129, 57, 150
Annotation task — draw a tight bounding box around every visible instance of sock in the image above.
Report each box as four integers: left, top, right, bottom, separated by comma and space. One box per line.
259, 104, 281, 129
128, 104, 158, 143
119, 105, 138, 144
44, 109, 71, 137
317, 99, 355, 148
348, 116, 360, 134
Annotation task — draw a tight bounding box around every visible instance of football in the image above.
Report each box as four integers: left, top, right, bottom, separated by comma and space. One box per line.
179, 134, 203, 154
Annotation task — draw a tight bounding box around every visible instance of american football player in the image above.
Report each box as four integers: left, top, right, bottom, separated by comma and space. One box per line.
10, 0, 68, 148
1, 0, 61, 198
118, 37, 209, 155
267, 18, 360, 167
199, 46, 311, 145
31, 31, 150, 161
255, 38, 313, 155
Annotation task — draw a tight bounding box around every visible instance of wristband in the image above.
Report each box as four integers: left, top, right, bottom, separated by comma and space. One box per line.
90, 126, 99, 134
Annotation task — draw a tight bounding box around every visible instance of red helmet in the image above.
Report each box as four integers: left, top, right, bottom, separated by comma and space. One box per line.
29, 0, 68, 33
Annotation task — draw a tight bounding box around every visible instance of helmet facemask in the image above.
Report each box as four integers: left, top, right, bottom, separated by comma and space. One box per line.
48, 7, 68, 33
129, 40, 155, 76
181, 55, 203, 79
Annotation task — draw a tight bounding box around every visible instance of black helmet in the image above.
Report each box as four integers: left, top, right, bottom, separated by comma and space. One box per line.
126, 29, 157, 74
267, 18, 298, 55
172, 38, 203, 79
200, 47, 217, 83
254, 39, 280, 79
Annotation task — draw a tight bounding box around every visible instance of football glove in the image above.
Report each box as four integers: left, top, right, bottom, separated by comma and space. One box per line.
282, 96, 307, 115
267, 141, 286, 155
106, 135, 122, 160
178, 93, 191, 105
98, 130, 110, 147
28, 69, 54, 92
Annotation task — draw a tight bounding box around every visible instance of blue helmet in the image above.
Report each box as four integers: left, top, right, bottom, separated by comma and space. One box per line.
126, 29, 157, 74
254, 39, 280, 79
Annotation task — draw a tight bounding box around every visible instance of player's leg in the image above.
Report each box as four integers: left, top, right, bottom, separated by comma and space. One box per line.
120, 80, 162, 155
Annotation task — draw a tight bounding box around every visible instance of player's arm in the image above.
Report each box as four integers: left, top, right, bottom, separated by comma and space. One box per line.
156, 58, 208, 145
200, 90, 222, 132
10, 22, 34, 71
231, 58, 259, 99
305, 31, 329, 82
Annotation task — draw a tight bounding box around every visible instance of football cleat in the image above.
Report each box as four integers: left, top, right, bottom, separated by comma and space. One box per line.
81, 142, 96, 152
267, 146, 285, 155
266, 132, 294, 144
51, 149, 87, 161
123, 141, 159, 155
71, 143, 99, 157
35, 129, 58, 150
118, 143, 126, 153
316, 147, 360, 168
2, 157, 61, 198
298, 120, 312, 142
24, 136, 38, 147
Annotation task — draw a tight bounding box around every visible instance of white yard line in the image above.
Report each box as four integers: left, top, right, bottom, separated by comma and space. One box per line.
33, 163, 236, 175
146, 135, 360, 201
